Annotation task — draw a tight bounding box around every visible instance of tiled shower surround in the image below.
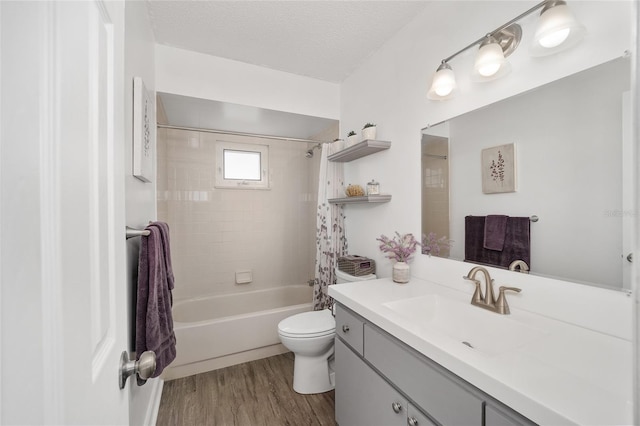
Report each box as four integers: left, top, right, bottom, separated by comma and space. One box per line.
157, 128, 322, 301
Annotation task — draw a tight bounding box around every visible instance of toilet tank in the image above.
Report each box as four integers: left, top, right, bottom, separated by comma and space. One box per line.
335, 269, 377, 284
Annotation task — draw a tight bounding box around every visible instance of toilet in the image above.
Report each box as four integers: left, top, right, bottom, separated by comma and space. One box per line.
277, 269, 377, 394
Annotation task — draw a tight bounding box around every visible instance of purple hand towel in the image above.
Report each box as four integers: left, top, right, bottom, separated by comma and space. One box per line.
465, 216, 530, 270
136, 223, 176, 381
151, 221, 174, 290
484, 215, 509, 251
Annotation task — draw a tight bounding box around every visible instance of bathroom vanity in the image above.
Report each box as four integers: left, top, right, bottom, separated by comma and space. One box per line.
335, 304, 532, 426
329, 276, 632, 425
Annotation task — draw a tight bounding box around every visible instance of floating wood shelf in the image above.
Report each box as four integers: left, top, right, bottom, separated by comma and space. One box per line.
328, 139, 391, 162
328, 195, 392, 205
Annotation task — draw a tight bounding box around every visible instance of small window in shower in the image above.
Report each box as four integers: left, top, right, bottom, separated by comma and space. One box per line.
215, 141, 270, 189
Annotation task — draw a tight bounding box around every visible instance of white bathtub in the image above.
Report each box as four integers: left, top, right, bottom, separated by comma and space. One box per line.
163, 285, 313, 380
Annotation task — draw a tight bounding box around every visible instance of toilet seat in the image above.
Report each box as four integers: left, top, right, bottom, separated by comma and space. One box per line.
278, 309, 335, 339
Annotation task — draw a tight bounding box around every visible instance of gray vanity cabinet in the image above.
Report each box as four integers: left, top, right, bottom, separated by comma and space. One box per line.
485, 403, 537, 426
335, 338, 436, 426
364, 325, 482, 425
334, 304, 537, 426
335, 338, 406, 426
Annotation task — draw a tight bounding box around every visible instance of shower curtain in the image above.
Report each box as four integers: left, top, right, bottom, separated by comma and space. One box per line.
313, 141, 347, 310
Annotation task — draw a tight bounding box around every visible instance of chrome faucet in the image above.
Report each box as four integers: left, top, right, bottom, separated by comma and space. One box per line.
508, 259, 530, 274
463, 266, 521, 315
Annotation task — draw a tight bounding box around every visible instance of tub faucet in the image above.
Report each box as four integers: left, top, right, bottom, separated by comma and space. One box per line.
508, 259, 529, 274
463, 266, 521, 315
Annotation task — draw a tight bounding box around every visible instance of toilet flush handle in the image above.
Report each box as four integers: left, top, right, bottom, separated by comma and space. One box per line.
342, 325, 350, 333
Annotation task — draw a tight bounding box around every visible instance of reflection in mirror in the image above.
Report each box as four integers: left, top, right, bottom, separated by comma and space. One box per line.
421, 123, 450, 258
421, 56, 631, 290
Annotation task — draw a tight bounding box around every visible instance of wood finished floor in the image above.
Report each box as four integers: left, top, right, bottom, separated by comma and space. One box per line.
156, 353, 336, 426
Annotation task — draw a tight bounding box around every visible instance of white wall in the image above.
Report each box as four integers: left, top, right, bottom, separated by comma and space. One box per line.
339, 0, 632, 285
155, 44, 340, 120
124, 2, 162, 426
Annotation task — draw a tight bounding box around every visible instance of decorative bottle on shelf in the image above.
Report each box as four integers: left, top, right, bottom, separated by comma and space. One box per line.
367, 179, 380, 196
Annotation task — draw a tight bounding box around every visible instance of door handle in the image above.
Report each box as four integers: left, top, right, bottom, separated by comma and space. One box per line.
119, 350, 156, 389
627, 253, 633, 263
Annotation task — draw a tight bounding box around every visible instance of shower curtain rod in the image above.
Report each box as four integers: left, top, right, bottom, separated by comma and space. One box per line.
156, 124, 332, 144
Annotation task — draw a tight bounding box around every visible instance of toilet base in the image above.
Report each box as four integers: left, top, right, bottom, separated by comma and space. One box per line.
292, 348, 335, 394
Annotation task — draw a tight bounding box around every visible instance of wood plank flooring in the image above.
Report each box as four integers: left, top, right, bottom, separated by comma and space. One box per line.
156, 353, 336, 426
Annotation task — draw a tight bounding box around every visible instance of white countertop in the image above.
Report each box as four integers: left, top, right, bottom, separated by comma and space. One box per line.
329, 277, 633, 425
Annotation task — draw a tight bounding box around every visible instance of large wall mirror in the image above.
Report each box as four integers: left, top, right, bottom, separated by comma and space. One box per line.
421, 55, 631, 290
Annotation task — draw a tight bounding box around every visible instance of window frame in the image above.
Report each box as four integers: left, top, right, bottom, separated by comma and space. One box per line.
215, 141, 270, 190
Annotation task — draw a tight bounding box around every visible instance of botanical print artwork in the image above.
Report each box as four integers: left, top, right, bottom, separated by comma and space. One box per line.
482, 143, 516, 194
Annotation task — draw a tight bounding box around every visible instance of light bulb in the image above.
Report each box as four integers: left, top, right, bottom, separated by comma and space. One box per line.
532, 2, 585, 55
428, 63, 457, 100
474, 40, 505, 78
538, 28, 570, 48
435, 86, 452, 97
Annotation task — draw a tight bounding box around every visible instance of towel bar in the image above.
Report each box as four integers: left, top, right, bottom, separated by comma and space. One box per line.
126, 226, 151, 239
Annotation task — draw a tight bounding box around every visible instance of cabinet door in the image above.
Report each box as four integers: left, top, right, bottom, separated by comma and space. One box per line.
335, 338, 406, 426
485, 403, 538, 426
407, 404, 438, 426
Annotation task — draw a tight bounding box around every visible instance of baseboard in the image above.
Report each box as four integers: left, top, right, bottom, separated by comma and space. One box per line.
143, 378, 164, 426
161, 344, 289, 381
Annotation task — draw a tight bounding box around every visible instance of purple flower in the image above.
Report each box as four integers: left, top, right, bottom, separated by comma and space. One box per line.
376, 232, 420, 263
421, 232, 452, 256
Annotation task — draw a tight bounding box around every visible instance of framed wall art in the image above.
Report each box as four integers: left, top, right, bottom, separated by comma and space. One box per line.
482, 143, 516, 194
133, 76, 153, 182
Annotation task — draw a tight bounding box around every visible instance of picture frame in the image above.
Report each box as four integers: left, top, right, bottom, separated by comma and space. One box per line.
133, 76, 153, 182
482, 143, 516, 194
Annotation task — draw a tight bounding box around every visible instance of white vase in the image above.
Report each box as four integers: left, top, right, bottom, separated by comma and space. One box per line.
362, 126, 377, 141
392, 261, 410, 283
346, 135, 359, 147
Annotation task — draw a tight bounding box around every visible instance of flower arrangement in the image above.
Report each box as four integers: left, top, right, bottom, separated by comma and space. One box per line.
377, 232, 420, 263
347, 130, 357, 137
362, 122, 376, 129
421, 232, 452, 256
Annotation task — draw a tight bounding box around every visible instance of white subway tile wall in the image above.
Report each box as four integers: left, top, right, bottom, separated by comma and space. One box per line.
157, 128, 321, 301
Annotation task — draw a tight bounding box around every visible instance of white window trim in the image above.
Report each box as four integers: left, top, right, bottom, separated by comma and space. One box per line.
215, 141, 270, 190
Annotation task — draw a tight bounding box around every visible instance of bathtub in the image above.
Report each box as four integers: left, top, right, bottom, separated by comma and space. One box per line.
163, 285, 313, 380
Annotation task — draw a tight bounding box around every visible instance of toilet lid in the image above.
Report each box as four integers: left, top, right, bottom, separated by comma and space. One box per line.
278, 309, 336, 338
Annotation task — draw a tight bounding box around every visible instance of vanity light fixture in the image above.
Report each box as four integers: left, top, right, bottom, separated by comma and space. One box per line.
531, 0, 586, 56
427, 62, 457, 100
428, 0, 585, 101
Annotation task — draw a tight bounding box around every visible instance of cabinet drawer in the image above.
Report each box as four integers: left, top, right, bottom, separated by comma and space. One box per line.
335, 304, 364, 355
364, 324, 483, 426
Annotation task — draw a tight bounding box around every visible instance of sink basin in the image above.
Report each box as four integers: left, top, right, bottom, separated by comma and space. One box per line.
383, 294, 546, 356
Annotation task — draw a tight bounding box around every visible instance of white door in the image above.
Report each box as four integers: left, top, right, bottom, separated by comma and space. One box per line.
1, 1, 129, 424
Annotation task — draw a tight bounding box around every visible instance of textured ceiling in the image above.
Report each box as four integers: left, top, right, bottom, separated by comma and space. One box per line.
146, 0, 430, 82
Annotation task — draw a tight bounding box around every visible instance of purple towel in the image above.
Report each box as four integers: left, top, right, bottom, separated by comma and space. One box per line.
465, 216, 530, 269
484, 215, 509, 251
136, 222, 176, 381
151, 221, 174, 291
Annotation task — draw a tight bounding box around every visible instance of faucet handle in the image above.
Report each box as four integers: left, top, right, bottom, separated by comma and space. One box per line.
495, 286, 521, 315
463, 275, 484, 304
